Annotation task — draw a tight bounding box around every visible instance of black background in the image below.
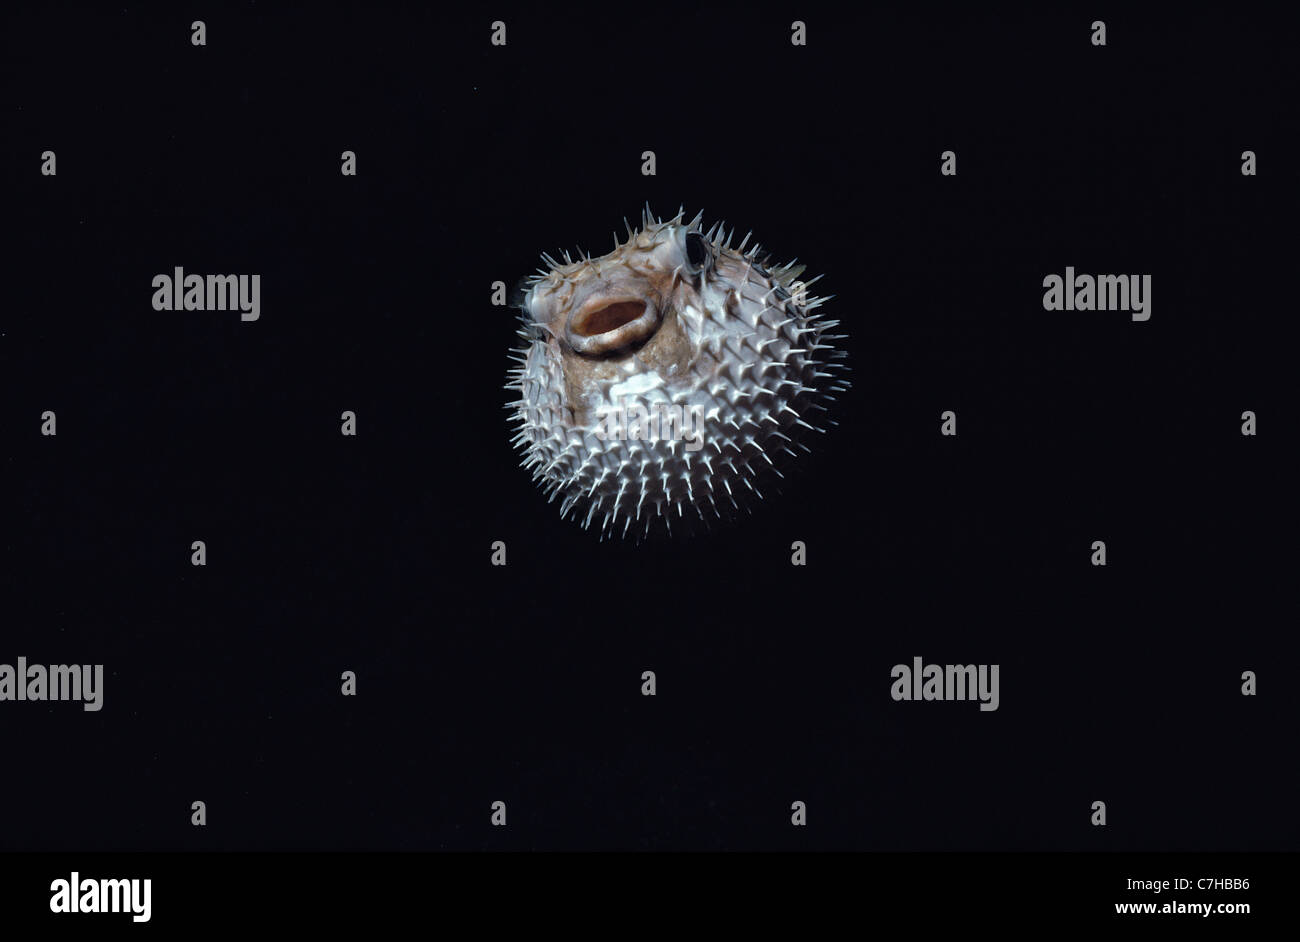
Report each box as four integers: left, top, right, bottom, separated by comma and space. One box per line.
3, 4, 1293, 851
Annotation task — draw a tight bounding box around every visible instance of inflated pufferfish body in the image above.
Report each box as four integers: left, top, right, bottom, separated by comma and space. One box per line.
507, 207, 848, 539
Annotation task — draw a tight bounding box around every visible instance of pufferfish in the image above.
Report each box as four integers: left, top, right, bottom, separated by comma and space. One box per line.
507, 207, 848, 539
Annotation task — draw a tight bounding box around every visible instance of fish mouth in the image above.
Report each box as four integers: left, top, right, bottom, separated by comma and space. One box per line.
566, 296, 662, 356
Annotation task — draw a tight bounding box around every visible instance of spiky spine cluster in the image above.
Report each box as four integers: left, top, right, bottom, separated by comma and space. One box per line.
507, 208, 850, 539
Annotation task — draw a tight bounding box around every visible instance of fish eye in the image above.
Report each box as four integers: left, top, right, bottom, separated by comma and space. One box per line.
684, 231, 710, 272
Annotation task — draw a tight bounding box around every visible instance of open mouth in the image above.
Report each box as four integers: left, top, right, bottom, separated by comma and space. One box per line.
566, 296, 661, 356
572, 300, 645, 337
